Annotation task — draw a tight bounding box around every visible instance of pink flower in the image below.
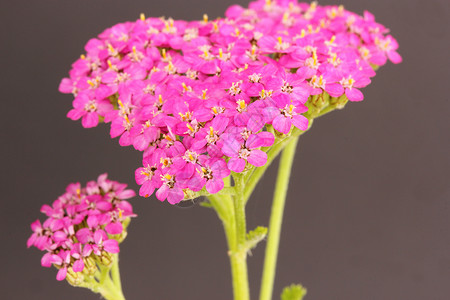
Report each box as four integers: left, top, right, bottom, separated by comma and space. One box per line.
155, 174, 185, 204
264, 72, 310, 105
374, 35, 402, 64
191, 115, 229, 157
67, 92, 114, 128
92, 230, 120, 255
263, 96, 309, 134
135, 150, 164, 197
338, 70, 371, 102
194, 158, 230, 194
222, 133, 268, 172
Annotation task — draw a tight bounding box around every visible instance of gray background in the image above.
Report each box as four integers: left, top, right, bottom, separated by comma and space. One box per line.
1, 0, 449, 299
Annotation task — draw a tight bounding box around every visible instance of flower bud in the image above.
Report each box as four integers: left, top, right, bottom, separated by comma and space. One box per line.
66, 267, 84, 286
329, 95, 348, 110
98, 251, 114, 267
83, 257, 97, 275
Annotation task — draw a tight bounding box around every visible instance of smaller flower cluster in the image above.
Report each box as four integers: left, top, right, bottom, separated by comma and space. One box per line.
27, 174, 136, 284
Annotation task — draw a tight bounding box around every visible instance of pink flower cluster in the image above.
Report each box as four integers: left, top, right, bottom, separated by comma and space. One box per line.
59, 0, 401, 205
27, 174, 136, 283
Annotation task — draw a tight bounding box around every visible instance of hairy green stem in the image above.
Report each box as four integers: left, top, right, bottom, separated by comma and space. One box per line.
232, 173, 250, 300
98, 274, 125, 300
259, 136, 299, 300
233, 173, 247, 246
111, 254, 123, 294
208, 173, 250, 300
88, 260, 126, 300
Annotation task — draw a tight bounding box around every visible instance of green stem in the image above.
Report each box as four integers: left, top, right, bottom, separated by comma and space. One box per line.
208, 173, 250, 300
233, 173, 247, 246
229, 248, 250, 300
98, 274, 125, 300
232, 173, 250, 300
91, 260, 125, 300
259, 136, 299, 300
111, 254, 123, 294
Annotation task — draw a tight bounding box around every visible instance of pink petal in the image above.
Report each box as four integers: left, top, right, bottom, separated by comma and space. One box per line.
59, 78, 74, 93
325, 83, 344, 98
345, 88, 364, 102
155, 185, 169, 201
212, 115, 229, 133
246, 134, 264, 149
139, 181, 155, 198
41, 253, 54, 267
247, 150, 267, 167
96, 201, 113, 211
262, 107, 280, 123
387, 50, 402, 64
72, 259, 84, 272
30, 220, 42, 231
56, 267, 67, 281
257, 131, 275, 147
82, 244, 93, 257
292, 115, 308, 130
117, 189, 135, 199
369, 52, 387, 66
135, 167, 147, 185
206, 178, 224, 194
211, 160, 230, 178
221, 138, 241, 157
103, 239, 120, 253
133, 134, 150, 151
87, 215, 99, 229
75, 228, 91, 244
82, 112, 99, 128
27, 234, 36, 248
247, 114, 265, 132
53, 231, 67, 242
117, 201, 134, 214
228, 158, 246, 173
105, 222, 123, 235
167, 188, 184, 205
272, 115, 292, 134
67, 109, 83, 121
94, 230, 107, 244
191, 137, 207, 151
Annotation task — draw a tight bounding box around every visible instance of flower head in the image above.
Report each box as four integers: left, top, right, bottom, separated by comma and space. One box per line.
28, 174, 136, 283
60, 0, 401, 204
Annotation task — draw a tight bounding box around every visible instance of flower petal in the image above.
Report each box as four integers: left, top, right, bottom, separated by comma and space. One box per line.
56, 267, 67, 281
105, 222, 123, 235
228, 158, 246, 173
345, 88, 364, 102
206, 178, 224, 194
247, 150, 267, 167
272, 115, 292, 134
103, 239, 120, 254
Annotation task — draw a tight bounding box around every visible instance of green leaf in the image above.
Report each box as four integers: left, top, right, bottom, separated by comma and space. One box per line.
245, 226, 267, 252
281, 284, 307, 300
